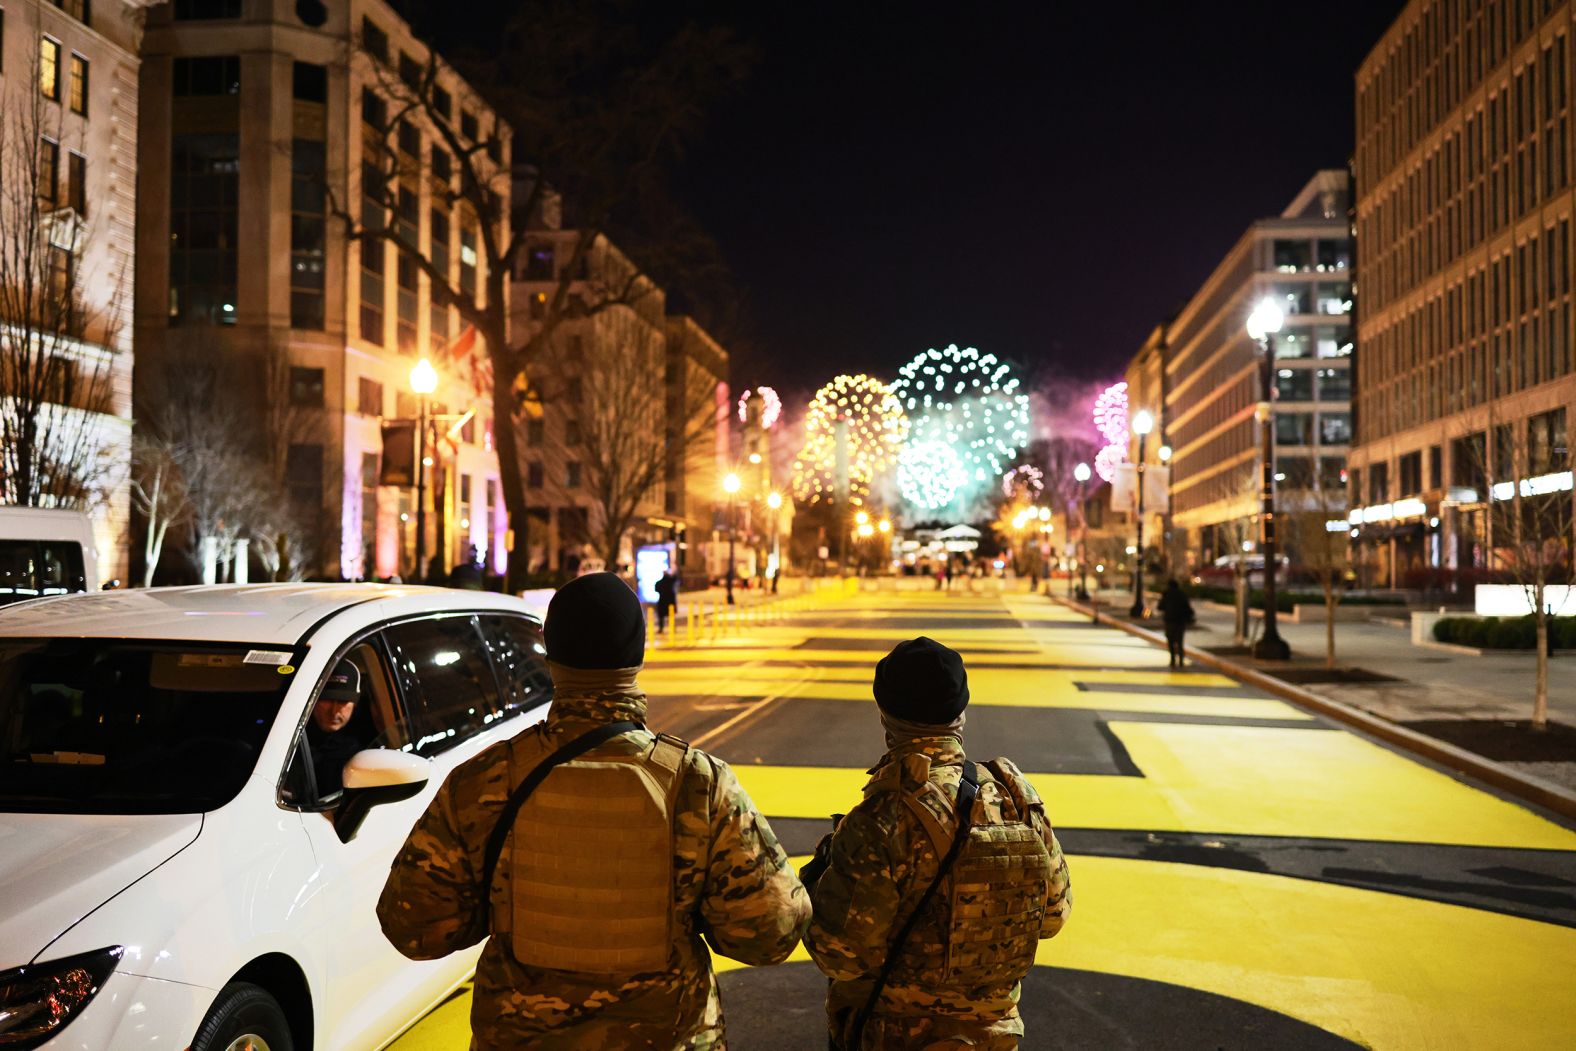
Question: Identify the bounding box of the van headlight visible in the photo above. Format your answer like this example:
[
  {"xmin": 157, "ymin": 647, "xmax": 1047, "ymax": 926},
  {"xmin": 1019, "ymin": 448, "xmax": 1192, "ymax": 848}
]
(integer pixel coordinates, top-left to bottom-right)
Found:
[{"xmin": 0, "ymin": 947, "xmax": 122, "ymax": 1049}]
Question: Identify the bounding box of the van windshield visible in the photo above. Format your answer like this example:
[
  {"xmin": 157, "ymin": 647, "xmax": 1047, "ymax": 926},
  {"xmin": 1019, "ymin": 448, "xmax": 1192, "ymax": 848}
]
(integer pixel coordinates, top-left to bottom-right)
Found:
[{"xmin": 0, "ymin": 639, "xmax": 297, "ymax": 814}]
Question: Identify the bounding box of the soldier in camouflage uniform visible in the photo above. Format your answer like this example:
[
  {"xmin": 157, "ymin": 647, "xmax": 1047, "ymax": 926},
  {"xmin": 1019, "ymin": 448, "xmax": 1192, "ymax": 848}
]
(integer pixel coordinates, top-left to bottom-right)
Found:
[
  {"xmin": 803, "ymin": 637, "xmax": 1071, "ymax": 1050},
  {"xmin": 378, "ymin": 573, "xmax": 810, "ymax": 1048}
]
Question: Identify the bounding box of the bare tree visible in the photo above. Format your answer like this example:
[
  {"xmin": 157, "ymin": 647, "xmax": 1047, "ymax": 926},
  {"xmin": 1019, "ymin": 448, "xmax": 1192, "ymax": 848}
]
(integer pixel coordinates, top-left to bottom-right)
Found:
[
  {"xmin": 541, "ymin": 311, "xmax": 722, "ymax": 565},
  {"xmin": 1454, "ymin": 410, "xmax": 1575, "ymax": 729},
  {"xmin": 332, "ymin": 3, "xmax": 747, "ymax": 589},
  {"xmin": 0, "ymin": 58, "xmax": 121, "ymax": 511},
  {"xmin": 129, "ymin": 429, "xmax": 190, "ymax": 587},
  {"xmin": 1285, "ymin": 481, "xmax": 1351, "ymax": 668}
]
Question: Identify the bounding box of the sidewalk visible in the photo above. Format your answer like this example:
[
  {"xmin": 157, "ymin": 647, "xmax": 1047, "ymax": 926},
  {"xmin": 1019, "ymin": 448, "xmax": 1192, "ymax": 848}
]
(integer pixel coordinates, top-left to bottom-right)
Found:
[{"xmin": 1082, "ymin": 585, "xmax": 1576, "ymax": 792}]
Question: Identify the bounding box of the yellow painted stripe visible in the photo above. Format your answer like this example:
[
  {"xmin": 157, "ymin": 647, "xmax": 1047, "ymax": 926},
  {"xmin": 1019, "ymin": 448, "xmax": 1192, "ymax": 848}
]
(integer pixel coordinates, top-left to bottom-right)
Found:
[
  {"xmin": 732, "ymin": 739, "xmax": 1576, "ymax": 849},
  {"xmin": 1041, "ymin": 855, "xmax": 1576, "ymax": 1050}
]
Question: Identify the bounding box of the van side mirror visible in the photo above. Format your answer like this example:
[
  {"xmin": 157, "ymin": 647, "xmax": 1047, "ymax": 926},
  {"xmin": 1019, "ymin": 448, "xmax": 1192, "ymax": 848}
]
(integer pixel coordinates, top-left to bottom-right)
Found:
[
  {"xmin": 102, "ymin": 579, "xmax": 122, "ymax": 591},
  {"xmin": 332, "ymin": 749, "xmax": 432, "ymax": 843}
]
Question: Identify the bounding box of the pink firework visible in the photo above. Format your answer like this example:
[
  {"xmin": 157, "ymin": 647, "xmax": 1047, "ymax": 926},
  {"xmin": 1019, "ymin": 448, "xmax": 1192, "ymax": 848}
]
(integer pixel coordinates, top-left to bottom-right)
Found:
[
  {"xmin": 1094, "ymin": 442, "xmax": 1126, "ymax": 483},
  {"xmin": 1092, "ymin": 381, "xmax": 1129, "ymax": 447},
  {"xmin": 737, "ymin": 386, "xmax": 783, "ymax": 429}
]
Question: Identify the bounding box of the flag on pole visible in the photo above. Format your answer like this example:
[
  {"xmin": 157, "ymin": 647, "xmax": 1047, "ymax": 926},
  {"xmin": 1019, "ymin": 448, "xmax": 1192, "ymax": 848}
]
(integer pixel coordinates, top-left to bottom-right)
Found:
[{"xmin": 445, "ymin": 325, "xmax": 492, "ymax": 397}]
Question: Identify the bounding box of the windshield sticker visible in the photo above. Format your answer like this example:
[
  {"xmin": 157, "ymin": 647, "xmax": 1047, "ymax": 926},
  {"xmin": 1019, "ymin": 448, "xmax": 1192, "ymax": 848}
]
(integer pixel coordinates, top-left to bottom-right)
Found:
[
  {"xmin": 178, "ymin": 652, "xmax": 246, "ymax": 668},
  {"xmin": 277, "ymin": 665, "xmax": 296, "ymax": 675},
  {"xmin": 244, "ymin": 649, "xmax": 294, "ymax": 666}
]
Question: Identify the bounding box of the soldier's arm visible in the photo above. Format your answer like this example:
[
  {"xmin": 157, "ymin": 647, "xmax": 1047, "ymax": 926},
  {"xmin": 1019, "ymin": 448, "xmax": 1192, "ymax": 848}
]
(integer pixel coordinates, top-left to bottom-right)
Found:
[
  {"xmin": 697, "ymin": 757, "xmax": 812, "ymax": 965},
  {"xmin": 377, "ymin": 773, "xmax": 488, "ymax": 960},
  {"xmin": 803, "ymin": 801, "xmax": 905, "ymax": 981}
]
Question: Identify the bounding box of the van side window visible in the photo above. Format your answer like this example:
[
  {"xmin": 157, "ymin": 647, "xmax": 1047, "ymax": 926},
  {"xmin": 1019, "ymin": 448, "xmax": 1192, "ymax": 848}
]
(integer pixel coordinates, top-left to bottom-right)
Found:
[
  {"xmin": 0, "ymin": 540, "xmax": 85, "ymax": 601},
  {"xmin": 382, "ymin": 615, "xmax": 502, "ymax": 757},
  {"xmin": 478, "ymin": 615, "xmax": 553, "ymax": 718}
]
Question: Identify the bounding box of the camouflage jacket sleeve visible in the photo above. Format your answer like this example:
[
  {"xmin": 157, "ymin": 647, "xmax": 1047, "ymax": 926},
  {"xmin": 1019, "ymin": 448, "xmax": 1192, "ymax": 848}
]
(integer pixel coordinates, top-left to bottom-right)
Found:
[
  {"xmin": 697, "ymin": 756, "xmax": 812, "ymax": 965},
  {"xmin": 992, "ymin": 758, "xmax": 1071, "ymax": 938},
  {"xmin": 803, "ymin": 797, "xmax": 909, "ymax": 981},
  {"xmin": 377, "ymin": 766, "xmax": 489, "ymax": 960}
]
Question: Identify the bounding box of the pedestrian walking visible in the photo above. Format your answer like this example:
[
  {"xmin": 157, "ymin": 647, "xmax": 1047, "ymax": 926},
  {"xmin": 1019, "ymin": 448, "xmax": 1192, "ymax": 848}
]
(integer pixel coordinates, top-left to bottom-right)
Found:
[
  {"xmin": 1158, "ymin": 578, "xmax": 1194, "ymax": 669},
  {"xmin": 654, "ymin": 567, "xmax": 678, "ymax": 633},
  {"xmin": 377, "ymin": 573, "xmax": 810, "ymax": 1047},
  {"xmin": 800, "ymin": 637, "xmax": 1071, "ymax": 1050}
]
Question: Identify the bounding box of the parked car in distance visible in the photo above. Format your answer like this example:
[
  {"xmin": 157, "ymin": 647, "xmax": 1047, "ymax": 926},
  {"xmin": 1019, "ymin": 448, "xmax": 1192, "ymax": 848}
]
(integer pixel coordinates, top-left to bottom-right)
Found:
[
  {"xmin": 0, "ymin": 507, "xmax": 100, "ymax": 606},
  {"xmin": 0, "ymin": 584, "xmax": 555, "ymax": 1050},
  {"xmin": 1192, "ymin": 553, "xmax": 1291, "ymax": 587}
]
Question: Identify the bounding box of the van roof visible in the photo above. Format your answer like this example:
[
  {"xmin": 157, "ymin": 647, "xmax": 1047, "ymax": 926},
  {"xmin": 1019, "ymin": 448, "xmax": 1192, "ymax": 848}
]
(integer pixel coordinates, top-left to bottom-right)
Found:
[{"xmin": 0, "ymin": 583, "xmax": 536, "ymax": 645}]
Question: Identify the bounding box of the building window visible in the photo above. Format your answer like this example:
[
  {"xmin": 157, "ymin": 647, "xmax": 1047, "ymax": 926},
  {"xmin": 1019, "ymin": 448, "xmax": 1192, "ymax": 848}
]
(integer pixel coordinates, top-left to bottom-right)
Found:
[
  {"xmin": 290, "ymin": 138, "xmax": 326, "ymax": 330},
  {"xmin": 174, "ymin": 0, "xmax": 240, "ymax": 18},
  {"xmin": 524, "ymin": 243, "xmax": 553, "ymax": 280},
  {"xmin": 1273, "ymin": 367, "xmax": 1313, "ymax": 402},
  {"xmin": 1274, "ymin": 413, "xmax": 1312, "ymax": 446},
  {"xmin": 398, "ymin": 52, "xmax": 420, "ymax": 89},
  {"xmin": 40, "ymin": 38, "xmax": 60, "ymax": 101},
  {"xmin": 565, "ymin": 419, "xmax": 581, "ymax": 445},
  {"xmin": 527, "ymin": 462, "xmax": 543, "ymax": 489},
  {"xmin": 397, "ymin": 119, "xmax": 420, "ymax": 159},
  {"xmin": 1428, "ymin": 446, "xmax": 1442, "ymax": 491},
  {"xmin": 430, "ymin": 147, "xmax": 451, "ymax": 184},
  {"xmin": 432, "ymin": 85, "xmax": 452, "ymax": 120},
  {"xmin": 172, "ymin": 55, "xmax": 240, "ymax": 96},
  {"xmin": 1318, "ymin": 412, "xmax": 1351, "ymax": 445},
  {"xmin": 1277, "ymin": 456, "xmax": 1314, "ymax": 489},
  {"xmin": 358, "ymin": 376, "xmax": 384, "ymax": 417},
  {"xmin": 526, "ymin": 419, "xmax": 544, "ymax": 447},
  {"xmin": 396, "ymin": 252, "xmax": 418, "ymax": 354},
  {"xmin": 292, "ymin": 61, "xmax": 327, "ymax": 103},
  {"xmin": 1528, "ymin": 408, "xmax": 1569, "ymax": 474},
  {"xmin": 37, "ymin": 138, "xmax": 59, "ymax": 208},
  {"xmin": 565, "ymin": 462, "xmax": 581, "ymax": 489},
  {"xmin": 1398, "ymin": 451, "xmax": 1422, "ymax": 496},
  {"xmin": 459, "ymin": 223, "xmax": 477, "ymax": 299},
  {"xmin": 361, "ymin": 17, "xmax": 388, "ymax": 63},
  {"xmin": 1315, "ymin": 240, "xmax": 1350, "ymax": 271},
  {"xmin": 1314, "ymin": 367, "xmax": 1350, "ymax": 401},
  {"xmin": 360, "ymin": 162, "xmax": 386, "ymax": 344},
  {"xmin": 1272, "ymin": 240, "xmax": 1311, "ymax": 271},
  {"xmin": 52, "ymin": 0, "xmax": 90, "ymax": 24},
  {"xmin": 1368, "ymin": 462, "xmax": 1389, "ymax": 504},
  {"xmin": 289, "ymin": 367, "xmax": 324, "ymax": 407},
  {"xmin": 567, "ymin": 376, "xmax": 582, "ymax": 404},
  {"xmin": 1315, "ymin": 282, "xmax": 1352, "ymax": 315},
  {"xmin": 460, "ymin": 109, "xmax": 478, "ymax": 141},
  {"xmin": 169, "ymin": 133, "xmax": 239, "ymax": 324},
  {"xmin": 529, "ymin": 291, "xmax": 546, "ymax": 319},
  {"xmin": 67, "ymin": 152, "xmax": 85, "ymax": 216},
  {"xmin": 67, "ymin": 54, "xmax": 87, "ymax": 116},
  {"xmin": 1313, "ymin": 325, "xmax": 1352, "ymax": 358},
  {"xmin": 361, "ymin": 87, "xmax": 386, "ymax": 129}
]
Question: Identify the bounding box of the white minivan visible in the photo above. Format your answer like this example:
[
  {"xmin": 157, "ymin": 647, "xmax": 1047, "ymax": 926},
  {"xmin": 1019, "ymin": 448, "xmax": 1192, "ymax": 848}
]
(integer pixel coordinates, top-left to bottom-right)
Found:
[
  {"xmin": 0, "ymin": 508, "xmax": 99, "ymax": 606},
  {"xmin": 0, "ymin": 583, "xmax": 555, "ymax": 1050}
]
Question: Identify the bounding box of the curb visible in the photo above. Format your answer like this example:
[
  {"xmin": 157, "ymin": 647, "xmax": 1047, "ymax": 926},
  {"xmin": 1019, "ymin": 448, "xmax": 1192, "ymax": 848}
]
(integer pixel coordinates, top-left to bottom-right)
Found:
[{"xmin": 1052, "ymin": 596, "xmax": 1576, "ymax": 823}]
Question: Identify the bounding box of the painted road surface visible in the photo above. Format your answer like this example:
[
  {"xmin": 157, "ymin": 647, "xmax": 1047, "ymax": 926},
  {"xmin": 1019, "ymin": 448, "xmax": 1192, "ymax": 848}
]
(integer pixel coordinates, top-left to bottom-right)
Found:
[{"xmin": 390, "ymin": 588, "xmax": 1576, "ymax": 1050}]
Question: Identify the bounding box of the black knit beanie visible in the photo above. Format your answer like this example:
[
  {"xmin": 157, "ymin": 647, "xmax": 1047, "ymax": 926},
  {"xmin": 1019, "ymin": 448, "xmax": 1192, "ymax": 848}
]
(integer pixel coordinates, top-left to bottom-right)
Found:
[
  {"xmin": 873, "ymin": 637, "xmax": 969, "ymax": 724},
  {"xmin": 544, "ymin": 572, "xmax": 645, "ymax": 669}
]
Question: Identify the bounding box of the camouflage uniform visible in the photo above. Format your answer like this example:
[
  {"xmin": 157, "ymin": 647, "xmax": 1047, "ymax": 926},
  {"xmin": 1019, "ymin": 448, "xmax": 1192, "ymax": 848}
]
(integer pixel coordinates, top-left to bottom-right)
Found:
[
  {"xmin": 378, "ymin": 688, "xmax": 810, "ymax": 1049},
  {"xmin": 803, "ymin": 736, "xmax": 1071, "ymax": 1050}
]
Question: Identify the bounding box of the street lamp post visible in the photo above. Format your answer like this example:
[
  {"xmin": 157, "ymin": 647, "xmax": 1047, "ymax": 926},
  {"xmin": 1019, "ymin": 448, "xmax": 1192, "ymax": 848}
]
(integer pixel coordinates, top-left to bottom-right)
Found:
[
  {"xmin": 1247, "ymin": 299, "xmax": 1291, "ymax": 660},
  {"xmin": 409, "ymin": 358, "xmax": 438, "ymax": 581},
  {"xmin": 723, "ymin": 471, "xmax": 741, "ymax": 604},
  {"xmin": 766, "ymin": 490, "xmax": 783, "ymax": 593},
  {"xmin": 1157, "ymin": 442, "xmax": 1173, "ymax": 579},
  {"xmin": 1073, "ymin": 462, "xmax": 1091, "ymax": 602},
  {"xmin": 1130, "ymin": 410, "xmax": 1154, "ymax": 617}
]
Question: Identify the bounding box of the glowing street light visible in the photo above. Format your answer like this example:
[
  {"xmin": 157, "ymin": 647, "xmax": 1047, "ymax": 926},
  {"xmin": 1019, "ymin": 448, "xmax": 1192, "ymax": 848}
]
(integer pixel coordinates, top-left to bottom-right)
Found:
[
  {"xmin": 409, "ymin": 358, "xmax": 440, "ymax": 579},
  {"xmin": 877, "ymin": 518, "xmax": 892, "ymax": 534},
  {"xmin": 766, "ymin": 491, "xmax": 782, "ymax": 509},
  {"xmin": 854, "ymin": 509, "xmax": 869, "ymax": 526},
  {"xmin": 723, "ymin": 471, "xmax": 742, "ymax": 604},
  {"xmin": 1246, "ymin": 297, "xmax": 1290, "ymax": 659}
]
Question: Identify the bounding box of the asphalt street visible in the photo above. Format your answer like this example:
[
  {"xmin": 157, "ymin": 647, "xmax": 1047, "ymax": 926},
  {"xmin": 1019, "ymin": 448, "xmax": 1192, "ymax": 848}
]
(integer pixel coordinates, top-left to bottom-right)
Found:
[{"xmin": 391, "ymin": 587, "xmax": 1576, "ymax": 1050}]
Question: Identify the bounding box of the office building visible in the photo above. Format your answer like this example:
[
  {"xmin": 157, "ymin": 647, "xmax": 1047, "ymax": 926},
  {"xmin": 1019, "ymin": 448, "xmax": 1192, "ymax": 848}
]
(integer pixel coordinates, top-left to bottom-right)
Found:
[
  {"xmin": 1349, "ymin": 0, "xmax": 1575, "ymax": 588},
  {"xmin": 134, "ymin": 0, "xmax": 508, "ymax": 580}
]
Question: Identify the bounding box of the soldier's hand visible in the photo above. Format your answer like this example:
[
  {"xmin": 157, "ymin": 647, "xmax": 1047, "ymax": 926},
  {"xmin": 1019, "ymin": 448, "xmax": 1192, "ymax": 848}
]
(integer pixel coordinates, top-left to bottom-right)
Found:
[{"xmin": 799, "ymin": 831, "xmax": 834, "ymax": 890}]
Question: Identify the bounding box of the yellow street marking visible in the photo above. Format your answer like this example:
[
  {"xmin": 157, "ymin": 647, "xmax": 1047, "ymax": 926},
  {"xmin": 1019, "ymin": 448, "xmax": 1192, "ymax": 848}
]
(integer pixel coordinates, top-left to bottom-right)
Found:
[{"xmin": 1041, "ymin": 855, "xmax": 1576, "ymax": 1050}]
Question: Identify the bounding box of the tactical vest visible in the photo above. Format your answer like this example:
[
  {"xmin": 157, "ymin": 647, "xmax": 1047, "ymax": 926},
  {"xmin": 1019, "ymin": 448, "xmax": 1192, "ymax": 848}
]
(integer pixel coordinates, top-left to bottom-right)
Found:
[
  {"xmin": 500, "ymin": 728, "xmax": 689, "ymax": 974},
  {"xmin": 869, "ymin": 754, "xmax": 1052, "ymax": 987}
]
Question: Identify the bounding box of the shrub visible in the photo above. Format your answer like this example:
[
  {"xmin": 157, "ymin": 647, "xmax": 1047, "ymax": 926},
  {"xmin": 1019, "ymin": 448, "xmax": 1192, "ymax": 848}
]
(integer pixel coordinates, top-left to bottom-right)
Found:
[{"xmin": 1434, "ymin": 615, "xmax": 1575, "ymax": 648}]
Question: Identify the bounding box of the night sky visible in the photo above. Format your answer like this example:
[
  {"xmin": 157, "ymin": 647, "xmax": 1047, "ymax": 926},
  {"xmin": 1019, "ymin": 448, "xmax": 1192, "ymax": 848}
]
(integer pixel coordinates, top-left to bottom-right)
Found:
[{"xmin": 412, "ymin": 2, "xmax": 1409, "ymax": 402}]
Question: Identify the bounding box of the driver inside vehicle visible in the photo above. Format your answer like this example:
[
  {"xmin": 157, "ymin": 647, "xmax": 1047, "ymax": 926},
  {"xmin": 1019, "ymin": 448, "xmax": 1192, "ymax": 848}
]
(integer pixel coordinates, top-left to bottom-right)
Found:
[{"xmin": 307, "ymin": 659, "xmax": 368, "ymax": 796}]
